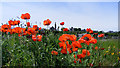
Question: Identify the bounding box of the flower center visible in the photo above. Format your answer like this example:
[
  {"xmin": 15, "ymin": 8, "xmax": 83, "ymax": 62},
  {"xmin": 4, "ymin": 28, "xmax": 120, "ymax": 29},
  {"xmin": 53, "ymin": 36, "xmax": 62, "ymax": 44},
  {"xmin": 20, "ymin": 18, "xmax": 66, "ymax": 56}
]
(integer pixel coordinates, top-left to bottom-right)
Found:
[{"xmin": 84, "ymin": 37, "xmax": 89, "ymax": 41}]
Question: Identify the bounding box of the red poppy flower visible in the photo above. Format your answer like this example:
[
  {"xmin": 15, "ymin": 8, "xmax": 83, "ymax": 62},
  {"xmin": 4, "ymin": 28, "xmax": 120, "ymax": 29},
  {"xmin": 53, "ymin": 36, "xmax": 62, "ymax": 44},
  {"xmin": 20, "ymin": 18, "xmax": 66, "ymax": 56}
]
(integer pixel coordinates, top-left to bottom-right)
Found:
[
  {"xmin": 32, "ymin": 34, "xmax": 42, "ymax": 41},
  {"xmin": 89, "ymin": 30, "xmax": 93, "ymax": 34},
  {"xmin": 51, "ymin": 51, "xmax": 58, "ymax": 55},
  {"xmin": 70, "ymin": 35, "xmax": 77, "ymax": 41},
  {"xmin": 8, "ymin": 20, "xmax": 13, "ymax": 25},
  {"xmin": 37, "ymin": 35, "xmax": 42, "ymax": 41},
  {"xmin": 17, "ymin": 20, "xmax": 20, "ymax": 24},
  {"xmin": 63, "ymin": 28, "xmax": 68, "ymax": 31},
  {"xmin": 66, "ymin": 41, "xmax": 72, "ymax": 49},
  {"xmin": 86, "ymin": 28, "xmax": 91, "ymax": 32},
  {"xmin": 98, "ymin": 34, "xmax": 104, "ymax": 37},
  {"xmin": 78, "ymin": 39, "xmax": 85, "ymax": 43},
  {"xmin": 72, "ymin": 41, "xmax": 82, "ymax": 52},
  {"xmin": 12, "ymin": 28, "xmax": 16, "ymax": 34},
  {"xmin": 14, "ymin": 20, "xmax": 20, "ymax": 25},
  {"xmin": 13, "ymin": 21, "xmax": 17, "ymax": 25},
  {"xmin": 58, "ymin": 34, "xmax": 79, "ymax": 54},
  {"xmin": 47, "ymin": 19, "xmax": 51, "ymax": 24},
  {"xmin": 22, "ymin": 31, "xmax": 27, "ymax": 36},
  {"xmin": 33, "ymin": 25, "xmax": 37, "ymax": 28},
  {"xmin": 94, "ymin": 33, "xmax": 98, "ymax": 35},
  {"xmin": 59, "ymin": 34, "xmax": 77, "ymax": 42},
  {"xmin": 13, "ymin": 27, "xmax": 25, "ymax": 37},
  {"xmin": 80, "ymin": 34, "xmax": 92, "ymax": 45},
  {"xmin": 21, "ymin": 28, "xmax": 26, "ymax": 33},
  {"xmin": 61, "ymin": 48, "xmax": 72, "ymax": 54},
  {"xmin": 21, "ymin": 13, "xmax": 30, "ymax": 19},
  {"xmin": 59, "ymin": 42, "xmax": 66, "ymax": 49},
  {"xmin": 67, "ymin": 48, "xmax": 72, "ymax": 54},
  {"xmin": 74, "ymin": 60, "xmax": 77, "ymax": 63},
  {"xmin": 79, "ymin": 34, "xmax": 97, "ymax": 45},
  {"xmin": 8, "ymin": 20, "xmax": 20, "ymax": 25},
  {"xmin": 61, "ymin": 49, "xmax": 67, "ymax": 54},
  {"xmin": 8, "ymin": 20, "xmax": 16, "ymax": 25},
  {"xmin": 32, "ymin": 35, "xmax": 37, "ymax": 41},
  {"xmin": 60, "ymin": 22, "xmax": 64, "ymax": 25},
  {"xmin": 26, "ymin": 22, "xmax": 30, "ymax": 27},
  {"xmin": 6, "ymin": 29, "xmax": 12, "ymax": 34},
  {"xmin": 1, "ymin": 24, "xmax": 11, "ymax": 32},
  {"xmin": 43, "ymin": 20, "xmax": 48, "ymax": 25},
  {"xmin": 43, "ymin": 19, "xmax": 51, "ymax": 26},
  {"xmin": 59, "ymin": 41, "xmax": 72, "ymax": 54},
  {"xmin": 81, "ymin": 34, "xmax": 92, "ymax": 40},
  {"xmin": 39, "ymin": 27, "xmax": 42, "ymax": 30},
  {"xmin": 82, "ymin": 49, "xmax": 90, "ymax": 56},
  {"xmin": 14, "ymin": 27, "xmax": 22, "ymax": 34},
  {"xmin": 72, "ymin": 48, "xmax": 78, "ymax": 52},
  {"xmin": 58, "ymin": 34, "xmax": 69, "ymax": 42},
  {"xmin": 89, "ymin": 37, "xmax": 97, "ymax": 44},
  {"xmin": 27, "ymin": 28, "xmax": 37, "ymax": 35},
  {"xmin": 33, "ymin": 25, "xmax": 38, "ymax": 30},
  {"xmin": 101, "ymin": 48, "xmax": 105, "ymax": 50},
  {"xmin": 72, "ymin": 41, "xmax": 82, "ymax": 48},
  {"xmin": 77, "ymin": 54, "xmax": 86, "ymax": 59},
  {"xmin": 95, "ymin": 46, "xmax": 98, "ymax": 50}
]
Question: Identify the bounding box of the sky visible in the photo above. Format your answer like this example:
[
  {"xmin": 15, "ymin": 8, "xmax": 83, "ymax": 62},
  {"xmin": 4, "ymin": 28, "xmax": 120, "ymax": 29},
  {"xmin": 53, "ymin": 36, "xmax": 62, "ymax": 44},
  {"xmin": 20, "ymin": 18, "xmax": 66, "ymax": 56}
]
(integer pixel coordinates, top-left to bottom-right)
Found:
[
  {"xmin": 0, "ymin": 0, "xmax": 119, "ymax": 2},
  {"xmin": 0, "ymin": 1, "xmax": 118, "ymax": 32}
]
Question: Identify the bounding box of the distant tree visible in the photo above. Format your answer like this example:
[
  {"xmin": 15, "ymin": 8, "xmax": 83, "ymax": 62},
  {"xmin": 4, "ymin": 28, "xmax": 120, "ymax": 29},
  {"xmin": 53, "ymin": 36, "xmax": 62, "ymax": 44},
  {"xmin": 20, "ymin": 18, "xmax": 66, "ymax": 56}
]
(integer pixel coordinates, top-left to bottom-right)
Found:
[
  {"xmin": 74, "ymin": 28, "xmax": 78, "ymax": 31},
  {"xmin": 119, "ymin": 31, "xmax": 120, "ymax": 33},
  {"xmin": 105, "ymin": 33, "xmax": 108, "ymax": 36},
  {"xmin": 78, "ymin": 28, "xmax": 81, "ymax": 31},
  {"xmin": 99, "ymin": 31, "xmax": 103, "ymax": 34},
  {"xmin": 83, "ymin": 29, "xmax": 86, "ymax": 32},
  {"xmin": 70, "ymin": 27, "xmax": 73, "ymax": 31}
]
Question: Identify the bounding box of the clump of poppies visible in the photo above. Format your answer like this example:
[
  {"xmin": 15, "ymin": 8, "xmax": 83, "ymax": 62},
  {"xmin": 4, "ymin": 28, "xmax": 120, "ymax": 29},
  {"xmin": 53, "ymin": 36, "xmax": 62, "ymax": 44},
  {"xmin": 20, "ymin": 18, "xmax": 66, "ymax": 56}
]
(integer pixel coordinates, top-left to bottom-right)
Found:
[{"xmin": 57, "ymin": 28, "xmax": 104, "ymax": 64}]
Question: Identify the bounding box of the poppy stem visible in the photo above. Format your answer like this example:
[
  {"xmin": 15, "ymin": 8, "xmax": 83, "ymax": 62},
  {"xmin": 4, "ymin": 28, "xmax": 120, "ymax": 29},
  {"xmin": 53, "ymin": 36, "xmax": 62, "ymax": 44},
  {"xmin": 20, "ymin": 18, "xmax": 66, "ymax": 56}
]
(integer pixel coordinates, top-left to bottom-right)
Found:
[
  {"xmin": 65, "ymin": 42, "xmax": 69, "ymax": 54},
  {"xmin": 7, "ymin": 34, "xmax": 9, "ymax": 39}
]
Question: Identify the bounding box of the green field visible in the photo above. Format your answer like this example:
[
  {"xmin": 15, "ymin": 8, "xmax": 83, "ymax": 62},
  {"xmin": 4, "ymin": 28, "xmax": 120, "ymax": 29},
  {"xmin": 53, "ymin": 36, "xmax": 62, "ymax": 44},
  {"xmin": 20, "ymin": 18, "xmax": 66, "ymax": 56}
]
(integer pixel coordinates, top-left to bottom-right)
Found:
[{"xmin": 1, "ymin": 31, "xmax": 120, "ymax": 67}]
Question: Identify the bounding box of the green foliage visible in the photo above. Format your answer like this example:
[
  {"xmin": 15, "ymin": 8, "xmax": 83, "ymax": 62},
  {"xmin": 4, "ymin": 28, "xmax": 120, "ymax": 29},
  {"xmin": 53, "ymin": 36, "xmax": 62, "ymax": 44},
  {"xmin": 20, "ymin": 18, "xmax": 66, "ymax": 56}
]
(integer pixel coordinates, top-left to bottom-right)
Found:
[{"xmin": 1, "ymin": 31, "xmax": 119, "ymax": 67}]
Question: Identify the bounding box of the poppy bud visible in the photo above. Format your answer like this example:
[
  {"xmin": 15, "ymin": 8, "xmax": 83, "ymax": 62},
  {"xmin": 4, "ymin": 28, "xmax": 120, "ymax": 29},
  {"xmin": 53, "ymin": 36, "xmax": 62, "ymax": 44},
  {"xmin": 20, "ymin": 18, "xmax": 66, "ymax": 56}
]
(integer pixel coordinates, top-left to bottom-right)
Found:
[
  {"xmin": 79, "ymin": 59, "xmax": 82, "ymax": 63},
  {"xmin": 51, "ymin": 51, "xmax": 58, "ymax": 55},
  {"xmin": 63, "ymin": 28, "xmax": 69, "ymax": 31},
  {"xmin": 95, "ymin": 46, "xmax": 98, "ymax": 50},
  {"xmin": 101, "ymin": 48, "xmax": 105, "ymax": 50},
  {"xmin": 74, "ymin": 54, "xmax": 75, "ymax": 58},
  {"xmin": 74, "ymin": 60, "xmax": 76, "ymax": 63},
  {"xmin": 90, "ymin": 63, "xmax": 93, "ymax": 67}
]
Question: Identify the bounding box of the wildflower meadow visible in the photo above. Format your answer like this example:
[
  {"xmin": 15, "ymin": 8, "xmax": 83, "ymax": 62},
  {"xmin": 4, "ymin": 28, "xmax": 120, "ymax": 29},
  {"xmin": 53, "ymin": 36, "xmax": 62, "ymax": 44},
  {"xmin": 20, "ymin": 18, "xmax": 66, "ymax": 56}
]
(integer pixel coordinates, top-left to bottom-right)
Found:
[{"xmin": 0, "ymin": 13, "xmax": 120, "ymax": 67}]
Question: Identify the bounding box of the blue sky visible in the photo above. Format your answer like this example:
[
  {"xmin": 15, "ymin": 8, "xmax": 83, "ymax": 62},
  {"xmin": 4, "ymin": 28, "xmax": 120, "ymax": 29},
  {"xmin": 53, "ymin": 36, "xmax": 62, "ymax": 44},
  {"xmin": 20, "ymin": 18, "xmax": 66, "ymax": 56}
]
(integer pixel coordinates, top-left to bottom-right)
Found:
[{"xmin": 0, "ymin": 2, "xmax": 118, "ymax": 32}]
